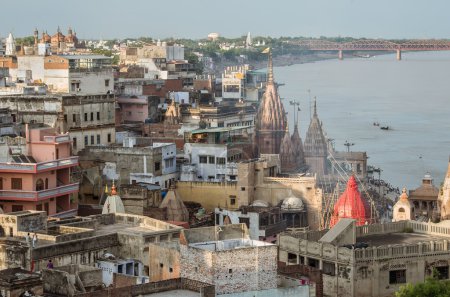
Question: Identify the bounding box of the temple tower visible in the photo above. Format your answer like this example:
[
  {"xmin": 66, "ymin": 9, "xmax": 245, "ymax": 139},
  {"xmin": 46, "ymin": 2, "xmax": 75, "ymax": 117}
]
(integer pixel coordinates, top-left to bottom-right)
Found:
[
  {"xmin": 304, "ymin": 99, "xmax": 328, "ymax": 176},
  {"xmin": 254, "ymin": 49, "xmax": 287, "ymax": 155},
  {"xmin": 5, "ymin": 33, "xmax": 16, "ymax": 56}
]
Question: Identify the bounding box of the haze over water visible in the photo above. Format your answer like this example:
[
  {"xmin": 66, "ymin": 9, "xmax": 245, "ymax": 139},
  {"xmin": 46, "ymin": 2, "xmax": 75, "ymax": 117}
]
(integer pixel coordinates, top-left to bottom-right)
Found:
[{"xmin": 276, "ymin": 51, "xmax": 450, "ymax": 190}]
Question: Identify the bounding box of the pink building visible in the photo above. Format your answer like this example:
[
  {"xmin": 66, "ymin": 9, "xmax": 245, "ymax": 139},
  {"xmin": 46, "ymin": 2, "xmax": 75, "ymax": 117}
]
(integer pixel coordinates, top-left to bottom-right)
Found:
[
  {"xmin": 0, "ymin": 125, "xmax": 78, "ymax": 217},
  {"xmin": 117, "ymin": 97, "xmax": 148, "ymax": 123}
]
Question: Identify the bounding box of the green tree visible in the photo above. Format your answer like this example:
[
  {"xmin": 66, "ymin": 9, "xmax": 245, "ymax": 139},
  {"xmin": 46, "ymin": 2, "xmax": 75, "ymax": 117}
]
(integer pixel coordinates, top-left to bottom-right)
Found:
[{"xmin": 396, "ymin": 272, "xmax": 450, "ymax": 297}]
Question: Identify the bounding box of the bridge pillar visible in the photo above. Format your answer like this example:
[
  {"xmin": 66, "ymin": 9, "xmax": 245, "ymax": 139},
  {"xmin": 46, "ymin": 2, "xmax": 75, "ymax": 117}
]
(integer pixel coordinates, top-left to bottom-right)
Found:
[
  {"xmin": 396, "ymin": 49, "xmax": 402, "ymax": 61},
  {"xmin": 338, "ymin": 50, "xmax": 343, "ymax": 60}
]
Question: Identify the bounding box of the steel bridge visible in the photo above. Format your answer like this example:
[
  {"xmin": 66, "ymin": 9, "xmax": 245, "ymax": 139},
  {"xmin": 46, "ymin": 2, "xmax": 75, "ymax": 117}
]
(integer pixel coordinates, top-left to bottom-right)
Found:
[{"xmin": 294, "ymin": 39, "xmax": 450, "ymax": 60}]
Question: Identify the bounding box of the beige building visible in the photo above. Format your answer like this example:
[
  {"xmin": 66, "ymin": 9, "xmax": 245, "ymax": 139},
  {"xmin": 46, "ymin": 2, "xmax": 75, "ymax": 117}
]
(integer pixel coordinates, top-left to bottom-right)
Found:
[
  {"xmin": 177, "ymin": 155, "xmax": 323, "ymax": 230},
  {"xmin": 392, "ymin": 188, "xmax": 414, "ymax": 222},
  {"xmin": 439, "ymin": 159, "xmax": 450, "ymax": 219},
  {"xmin": 0, "ymin": 210, "xmax": 182, "ymax": 275},
  {"xmin": 279, "ymin": 218, "xmax": 450, "ymax": 297}
]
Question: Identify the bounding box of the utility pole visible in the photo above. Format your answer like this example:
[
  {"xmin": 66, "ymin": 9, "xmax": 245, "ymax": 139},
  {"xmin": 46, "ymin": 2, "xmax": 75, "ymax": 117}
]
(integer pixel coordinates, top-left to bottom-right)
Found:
[{"xmin": 344, "ymin": 140, "xmax": 354, "ymax": 153}]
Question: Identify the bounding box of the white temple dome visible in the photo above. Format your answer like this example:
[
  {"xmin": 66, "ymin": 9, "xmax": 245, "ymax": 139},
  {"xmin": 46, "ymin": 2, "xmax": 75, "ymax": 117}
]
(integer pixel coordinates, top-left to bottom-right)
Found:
[
  {"xmin": 281, "ymin": 195, "xmax": 304, "ymax": 211},
  {"xmin": 251, "ymin": 200, "xmax": 269, "ymax": 207}
]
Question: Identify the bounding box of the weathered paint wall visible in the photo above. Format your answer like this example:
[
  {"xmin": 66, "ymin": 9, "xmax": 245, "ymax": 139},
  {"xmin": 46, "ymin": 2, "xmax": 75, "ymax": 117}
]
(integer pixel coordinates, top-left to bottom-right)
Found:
[
  {"xmin": 148, "ymin": 242, "xmax": 180, "ymax": 282},
  {"xmin": 176, "ymin": 181, "xmax": 239, "ymax": 211}
]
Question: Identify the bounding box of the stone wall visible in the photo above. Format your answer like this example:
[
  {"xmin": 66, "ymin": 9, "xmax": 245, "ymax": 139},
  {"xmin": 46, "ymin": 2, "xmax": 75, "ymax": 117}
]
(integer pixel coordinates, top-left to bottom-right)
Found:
[{"xmin": 181, "ymin": 244, "xmax": 277, "ymax": 295}]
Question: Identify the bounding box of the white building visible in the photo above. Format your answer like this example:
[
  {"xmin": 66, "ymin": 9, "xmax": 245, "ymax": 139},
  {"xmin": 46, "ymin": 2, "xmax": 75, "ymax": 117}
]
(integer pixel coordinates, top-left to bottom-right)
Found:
[
  {"xmin": 6, "ymin": 54, "xmax": 113, "ymax": 94},
  {"xmin": 97, "ymin": 256, "xmax": 148, "ymax": 287},
  {"xmin": 180, "ymin": 142, "xmax": 238, "ymax": 182}
]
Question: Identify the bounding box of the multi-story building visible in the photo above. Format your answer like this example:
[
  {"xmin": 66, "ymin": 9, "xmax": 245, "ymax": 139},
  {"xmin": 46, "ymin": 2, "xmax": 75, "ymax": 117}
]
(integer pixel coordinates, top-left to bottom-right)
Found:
[
  {"xmin": 220, "ymin": 65, "xmax": 266, "ymax": 101},
  {"xmin": 0, "ymin": 94, "xmax": 116, "ymax": 153},
  {"xmin": 1, "ymin": 54, "xmax": 113, "ymax": 94},
  {"xmin": 180, "ymin": 126, "xmax": 254, "ymax": 182},
  {"xmin": 0, "ymin": 124, "xmax": 78, "ymax": 217},
  {"xmin": 279, "ymin": 218, "xmax": 450, "ymax": 297},
  {"xmin": 177, "ymin": 155, "xmax": 324, "ymax": 230}
]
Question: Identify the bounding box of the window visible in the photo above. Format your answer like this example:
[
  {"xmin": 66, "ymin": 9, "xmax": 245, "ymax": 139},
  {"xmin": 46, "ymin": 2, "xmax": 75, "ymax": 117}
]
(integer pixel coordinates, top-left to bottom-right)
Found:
[
  {"xmin": 209, "ymin": 156, "xmax": 215, "ymax": 164},
  {"xmin": 36, "ymin": 179, "xmax": 44, "ymax": 191},
  {"xmin": 97, "ymin": 135, "xmax": 101, "ymax": 144},
  {"xmin": 228, "ymin": 269, "xmax": 233, "ymax": 274},
  {"xmin": 323, "ymin": 262, "xmax": 336, "ymax": 276},
  {"xmin": 56, "ymin": 148, "xmax": 59, "ymax": 159},
  {"xmin": 12, "ymin": 205, "xmax": 23, "ymax": 212},
  {"xmin": 11, "ymin": 178, "xmax": 22, "ymax": 190},
  {"xmin": 308, "ymin": 258, "xmax": 319, "ymax": 268},
  {"xmin": 217, "ymin": 157, "xmax": 226, "ymax": 165},
  {"xmin": 97, "ymin": 112, "xmax": 100, "ymax": 120},
  {"xmin": 0, "ymin": 178, "xmax": 2, "ymax": 190},
  {"xmin": 199, "ymin": 156, "xmax": 207, "ymax": 164},
  {"xmin": 91, "ymin": 135, "xmax": 94, "ymax": 145},
  {"xmin": 105, "ymin": 79, "xmax": 110, "ymax": 87},
  {"xmin": 287, "ymin": 253, "xmax": 297, "ymax": 264},
  {"xmin": 73, "ymin": 137, "xmax": 77, "ymax": 148},
  {"xmin": 84, "ymin": 113, "xmax": 88, "ymax": 121},
  {"xmin": 239, "ymin": 217, "xmax": 250, "ymax": 228},
  {"xmin": 90, "ymin": 112, "xmax": 94, "ymax": 121},
  {"xmin": 230, "ymin": 196, "xmax": 236, "ymax": 205},
  {"xmin": 72, "ymin": 114, "xmax": 76, "ymax": 123},
  {"xmin": 436, "ymin": 266, "xmax": 449, "ymax": 280},
  {"xmin": 64, "ymin": 114, "xmax": 67, "ymax": 123},
  {"xmin": 107, "ymin": 133, "xmax": 111, "ymax": 143},
  {"xmin": 169, "ymin": 267, "xmax": 173, "ymax": 273},
  {"xmin": 241, "ymin": 187, "xmax": 246, "ymax": 191},
  {"xmin": 155, "ymin": 162, "xmax": 161, "ymax": 171},
  {"xmin": 389, "ymin": 270, "xmax": 406, "ymax": 284},
  {"xmin": 84, "ymin": 136, "xmax": 88, "ymax": 146},
  {"xmin": 36, "ymin": 204, "xmax": 42, "ymax": 211},
  {"xmin": 45, "ymin": 178, "xmax": 49, "ymax": 189}
]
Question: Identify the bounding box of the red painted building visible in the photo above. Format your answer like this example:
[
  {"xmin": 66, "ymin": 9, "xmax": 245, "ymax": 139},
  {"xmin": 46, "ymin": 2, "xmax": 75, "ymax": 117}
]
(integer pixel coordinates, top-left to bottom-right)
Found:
[
  {"xmin": 0, "ymin": 125, "xmax": 78, "ymax": 217},
  {"xmin": 330, "ymin": 176, "xmax": 371, "ymax": 227}
]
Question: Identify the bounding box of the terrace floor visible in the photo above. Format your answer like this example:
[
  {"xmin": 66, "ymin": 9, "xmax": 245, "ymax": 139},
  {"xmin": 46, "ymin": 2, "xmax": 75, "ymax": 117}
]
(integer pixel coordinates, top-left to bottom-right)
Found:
[{"xmin": 357, "ymin": 232, "xmax": 449, "ymax": 246}]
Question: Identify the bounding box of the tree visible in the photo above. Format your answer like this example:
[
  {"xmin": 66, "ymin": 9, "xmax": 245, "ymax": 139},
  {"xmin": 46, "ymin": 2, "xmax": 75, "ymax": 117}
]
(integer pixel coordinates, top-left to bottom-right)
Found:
[{"xmin": 396, "ymin": 271, "xmax": 450, "ymax": 297}]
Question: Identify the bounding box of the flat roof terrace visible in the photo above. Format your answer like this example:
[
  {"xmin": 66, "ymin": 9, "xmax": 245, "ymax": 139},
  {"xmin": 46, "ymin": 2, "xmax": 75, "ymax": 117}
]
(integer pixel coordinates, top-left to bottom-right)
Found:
[{"xmin": 357, "ymin": 232, "xmax": 449, "ymax": 247}]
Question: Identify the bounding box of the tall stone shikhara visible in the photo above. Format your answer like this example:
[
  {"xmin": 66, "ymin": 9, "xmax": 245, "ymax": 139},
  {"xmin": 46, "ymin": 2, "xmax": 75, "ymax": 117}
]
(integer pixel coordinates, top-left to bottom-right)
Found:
[
  {"xmin": 254, "ymin": 49, "xmax": 287, "ymax": 155},
  {"xmin": 304, "ymin": 99, "xmax": 328, "ymax": 176}
]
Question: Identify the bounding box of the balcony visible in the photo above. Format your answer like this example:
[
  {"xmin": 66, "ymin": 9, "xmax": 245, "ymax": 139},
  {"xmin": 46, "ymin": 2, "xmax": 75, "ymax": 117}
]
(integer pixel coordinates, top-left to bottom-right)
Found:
[
  {"xmin": 0, "ymin": 156, "xmax": 78, "ymax": 173},
  {"xmin": 0, "ymin": 183, "xmax": 79, "ymax": 201}
]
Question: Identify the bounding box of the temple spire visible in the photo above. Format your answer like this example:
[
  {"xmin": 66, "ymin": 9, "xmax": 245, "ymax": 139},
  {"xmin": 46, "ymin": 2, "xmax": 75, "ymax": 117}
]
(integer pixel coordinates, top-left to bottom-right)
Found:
[
  {"xmin": 268, "ymin": 49, "xmax": 273, "ymax": 84},
  {"xmin": 313, "ymin": 97, "xmax": 317, "ymax": 116}
]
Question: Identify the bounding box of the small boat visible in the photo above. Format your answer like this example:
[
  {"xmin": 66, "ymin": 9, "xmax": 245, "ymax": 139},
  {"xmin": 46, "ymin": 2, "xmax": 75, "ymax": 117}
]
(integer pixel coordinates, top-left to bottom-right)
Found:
[
  {"xmin": 373, "ymin": 122, "xmax": 380, "ymax": 126},
  {"xmin": 380, "ymin": 126, "xmax": 390, "ymax": 130}
]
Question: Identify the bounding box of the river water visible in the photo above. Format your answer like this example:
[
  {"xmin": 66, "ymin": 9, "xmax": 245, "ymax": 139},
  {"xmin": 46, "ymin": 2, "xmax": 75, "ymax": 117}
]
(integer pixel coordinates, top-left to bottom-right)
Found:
[{"xmin": 275, "ymin": 51, "xmax": 450, "ymax": 190}]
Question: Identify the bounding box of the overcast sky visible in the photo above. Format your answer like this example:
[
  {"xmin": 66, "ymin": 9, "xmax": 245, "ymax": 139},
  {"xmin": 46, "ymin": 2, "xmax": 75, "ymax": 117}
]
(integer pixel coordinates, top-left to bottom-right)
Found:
[{"xmin": 1, "ymin": 0, "xmax": 448, "ymax": 40}]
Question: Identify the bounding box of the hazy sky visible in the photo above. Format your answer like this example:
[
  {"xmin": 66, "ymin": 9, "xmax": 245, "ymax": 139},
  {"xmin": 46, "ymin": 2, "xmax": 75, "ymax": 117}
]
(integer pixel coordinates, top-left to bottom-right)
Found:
[{"xmin": 1, "ymin": 0, "xmax": 449, "ymax": 40}]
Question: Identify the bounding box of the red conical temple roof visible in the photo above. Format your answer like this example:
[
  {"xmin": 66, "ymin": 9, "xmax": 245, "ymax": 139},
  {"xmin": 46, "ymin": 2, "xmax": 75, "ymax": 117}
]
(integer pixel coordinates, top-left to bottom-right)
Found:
[{"xmin": 330, "ymin": 176, "xmax": 370, "ymax": 227}]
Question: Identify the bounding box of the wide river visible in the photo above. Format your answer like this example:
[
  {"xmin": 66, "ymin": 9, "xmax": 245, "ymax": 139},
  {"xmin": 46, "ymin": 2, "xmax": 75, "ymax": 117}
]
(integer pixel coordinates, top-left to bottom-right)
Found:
[{"xmin": 275, "ymin": 51, "xmax": 450, "ymax": 190}]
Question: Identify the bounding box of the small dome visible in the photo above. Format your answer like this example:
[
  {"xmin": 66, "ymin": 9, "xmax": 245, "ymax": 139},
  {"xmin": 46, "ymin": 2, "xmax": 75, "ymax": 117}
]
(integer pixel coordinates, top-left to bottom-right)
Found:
[
  {"xmin": 281, "ymin": 195, "xmax": 304, "ymax": 211},
  {"xmin": 251, "ymin": 200, "xmax": 269, "ymax": 207}
]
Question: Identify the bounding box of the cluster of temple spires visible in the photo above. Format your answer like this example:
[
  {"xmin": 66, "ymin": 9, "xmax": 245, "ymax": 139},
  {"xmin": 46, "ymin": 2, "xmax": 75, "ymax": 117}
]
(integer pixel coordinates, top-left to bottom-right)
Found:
[{"xmin": 254, "ymin": 49, "xmax": 328, "ymax": 175}]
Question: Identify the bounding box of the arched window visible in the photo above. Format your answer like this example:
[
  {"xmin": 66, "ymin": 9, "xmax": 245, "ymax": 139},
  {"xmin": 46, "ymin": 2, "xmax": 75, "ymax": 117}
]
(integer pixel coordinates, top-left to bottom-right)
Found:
[
  {"xmin": 36, "ymin": 179, "xmax": 44, "ymax": 191},
  {"xmin": 398, "ymin": 207, "xmax": 405, "ymax": 213},
  {"xmin": 45, "ymin": 178, "xmax": 49, "ymax": 189}
]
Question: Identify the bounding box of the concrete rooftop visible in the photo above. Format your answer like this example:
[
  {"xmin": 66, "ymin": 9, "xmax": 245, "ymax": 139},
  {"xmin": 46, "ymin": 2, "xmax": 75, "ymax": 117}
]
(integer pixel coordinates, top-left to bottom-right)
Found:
[{"xmin": 357, "ymin": 232, "xmax": 449, "ymax": 246}]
